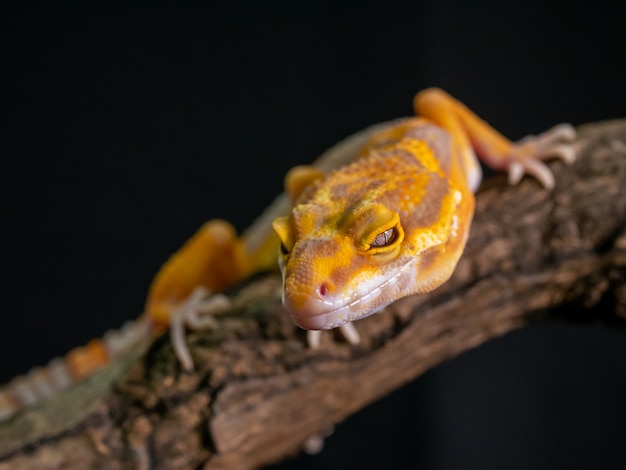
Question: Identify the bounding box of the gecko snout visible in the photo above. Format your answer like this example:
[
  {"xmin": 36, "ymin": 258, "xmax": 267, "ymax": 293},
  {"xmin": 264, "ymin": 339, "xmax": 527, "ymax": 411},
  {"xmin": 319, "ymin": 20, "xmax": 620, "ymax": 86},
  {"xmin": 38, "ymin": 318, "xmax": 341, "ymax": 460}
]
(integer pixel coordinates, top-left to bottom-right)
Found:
[{"xmin": 282, "ymin": 280, "xmax": 337, "ymax": 329}]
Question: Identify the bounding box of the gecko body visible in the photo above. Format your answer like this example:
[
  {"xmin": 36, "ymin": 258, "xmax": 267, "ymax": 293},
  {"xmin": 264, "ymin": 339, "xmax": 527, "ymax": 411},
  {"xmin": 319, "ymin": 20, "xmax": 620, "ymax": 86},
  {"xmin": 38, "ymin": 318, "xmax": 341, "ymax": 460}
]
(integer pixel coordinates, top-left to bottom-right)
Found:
[{"xmin": 0, "ymin": 88, "xmax": 576, "ymax": 421}]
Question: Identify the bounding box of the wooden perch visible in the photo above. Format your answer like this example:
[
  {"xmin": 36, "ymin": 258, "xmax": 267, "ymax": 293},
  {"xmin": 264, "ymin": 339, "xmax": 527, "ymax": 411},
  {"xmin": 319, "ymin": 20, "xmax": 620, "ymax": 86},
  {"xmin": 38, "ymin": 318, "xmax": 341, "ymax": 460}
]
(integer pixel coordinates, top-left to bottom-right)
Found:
[{"xmin": 1, "ymin": 120, "xmax": 625, "ymax": 470}]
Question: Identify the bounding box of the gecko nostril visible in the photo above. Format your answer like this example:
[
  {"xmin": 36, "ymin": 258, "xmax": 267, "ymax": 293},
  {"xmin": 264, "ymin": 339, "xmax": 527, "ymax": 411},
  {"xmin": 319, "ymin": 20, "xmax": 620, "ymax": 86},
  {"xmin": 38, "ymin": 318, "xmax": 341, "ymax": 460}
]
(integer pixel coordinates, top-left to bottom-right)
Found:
[{"xmin": 318, "ymin": 283, "xmax": 329, "ymax": 297}]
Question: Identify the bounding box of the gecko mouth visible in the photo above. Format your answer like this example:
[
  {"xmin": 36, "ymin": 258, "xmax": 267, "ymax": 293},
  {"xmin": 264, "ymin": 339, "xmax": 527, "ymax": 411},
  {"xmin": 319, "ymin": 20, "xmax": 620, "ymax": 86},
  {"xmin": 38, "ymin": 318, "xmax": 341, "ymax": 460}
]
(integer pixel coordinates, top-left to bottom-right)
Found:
[{"xmin": 283, "ymin": 257, "xmax": 416, "ymax": 330}]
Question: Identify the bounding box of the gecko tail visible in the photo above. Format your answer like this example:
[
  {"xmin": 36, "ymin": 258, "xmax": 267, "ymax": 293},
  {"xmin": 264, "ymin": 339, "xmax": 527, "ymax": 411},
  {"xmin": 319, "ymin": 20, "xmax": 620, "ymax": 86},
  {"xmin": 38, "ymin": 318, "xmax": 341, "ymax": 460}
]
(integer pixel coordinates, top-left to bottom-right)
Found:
[{"xmin": 0, "ymin": 317, "xmax": 153, "ymax": 422}]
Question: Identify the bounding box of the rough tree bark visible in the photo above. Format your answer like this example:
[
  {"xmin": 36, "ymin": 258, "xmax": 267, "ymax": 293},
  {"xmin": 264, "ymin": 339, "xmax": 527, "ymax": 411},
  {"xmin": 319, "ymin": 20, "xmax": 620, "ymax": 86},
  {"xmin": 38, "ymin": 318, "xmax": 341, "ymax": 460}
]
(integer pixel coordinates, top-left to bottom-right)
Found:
[{"xmin": 0, "ymin": 120, "xmax": 625, "ymax": 470}]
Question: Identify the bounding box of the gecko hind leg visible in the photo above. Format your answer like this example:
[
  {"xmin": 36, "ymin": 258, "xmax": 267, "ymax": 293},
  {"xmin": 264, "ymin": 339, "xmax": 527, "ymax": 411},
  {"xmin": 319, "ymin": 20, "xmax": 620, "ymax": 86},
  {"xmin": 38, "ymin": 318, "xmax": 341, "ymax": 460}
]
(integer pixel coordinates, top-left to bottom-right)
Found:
[{"xmin": 169, "ymin": 287, "xmax": 232, "ymax": 371}]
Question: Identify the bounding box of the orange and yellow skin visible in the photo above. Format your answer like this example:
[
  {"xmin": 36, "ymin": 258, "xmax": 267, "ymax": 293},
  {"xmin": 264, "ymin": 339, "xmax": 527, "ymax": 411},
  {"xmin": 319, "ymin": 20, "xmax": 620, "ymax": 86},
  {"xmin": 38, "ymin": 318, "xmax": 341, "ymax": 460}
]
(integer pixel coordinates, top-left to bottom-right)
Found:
[
  {"xmin": 146, "ymin": 88, "xmax": 575, "ymax": 333},
  {"xmin": 0, "ymin": 89, "xmax": 576, "ymax": 421},
  {"xmin": 272, "ymin": 122, "xmax": 471, "ymax": 330}
]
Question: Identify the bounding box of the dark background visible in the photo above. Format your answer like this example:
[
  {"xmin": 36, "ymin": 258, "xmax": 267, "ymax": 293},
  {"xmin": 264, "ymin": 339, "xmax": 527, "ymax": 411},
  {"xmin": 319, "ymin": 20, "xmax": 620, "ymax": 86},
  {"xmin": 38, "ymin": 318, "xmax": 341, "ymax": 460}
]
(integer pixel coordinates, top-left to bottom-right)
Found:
[{"xmin": 2, "ymin": 3, "xmax": 626, "ymax": 469}]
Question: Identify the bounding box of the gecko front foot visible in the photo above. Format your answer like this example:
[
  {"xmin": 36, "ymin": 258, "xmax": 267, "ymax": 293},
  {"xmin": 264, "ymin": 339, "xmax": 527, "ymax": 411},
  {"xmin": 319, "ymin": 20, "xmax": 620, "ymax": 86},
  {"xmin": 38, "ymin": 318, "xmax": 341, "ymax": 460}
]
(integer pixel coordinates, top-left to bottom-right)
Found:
[
  {"xmin": 505, "ymin": 123, "xmax": 577, "ymax": 189},
  {"xmin": 170, "ymin": 287, "xmax": 231, "ymax": 371},
  {"xmin": 306, "ymin": 322, "xmax": 360, "ymax": 349}
]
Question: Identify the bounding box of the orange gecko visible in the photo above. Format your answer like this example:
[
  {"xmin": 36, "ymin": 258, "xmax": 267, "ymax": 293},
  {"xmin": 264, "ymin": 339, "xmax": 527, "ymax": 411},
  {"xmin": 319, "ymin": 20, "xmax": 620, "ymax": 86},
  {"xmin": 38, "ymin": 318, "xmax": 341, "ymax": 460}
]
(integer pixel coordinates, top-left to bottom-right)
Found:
[{"xmin": 0, "ymin": 88, "xmax": 576, "ymax": 421}]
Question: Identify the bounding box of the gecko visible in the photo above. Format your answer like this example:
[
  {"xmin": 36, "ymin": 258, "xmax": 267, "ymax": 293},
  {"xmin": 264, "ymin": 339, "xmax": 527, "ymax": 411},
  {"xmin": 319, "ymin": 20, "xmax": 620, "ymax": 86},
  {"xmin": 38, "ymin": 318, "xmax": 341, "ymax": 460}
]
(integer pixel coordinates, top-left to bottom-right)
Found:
[{"xmin": 0, "ymin": 88, "xmax": 576, "ymax": 421}]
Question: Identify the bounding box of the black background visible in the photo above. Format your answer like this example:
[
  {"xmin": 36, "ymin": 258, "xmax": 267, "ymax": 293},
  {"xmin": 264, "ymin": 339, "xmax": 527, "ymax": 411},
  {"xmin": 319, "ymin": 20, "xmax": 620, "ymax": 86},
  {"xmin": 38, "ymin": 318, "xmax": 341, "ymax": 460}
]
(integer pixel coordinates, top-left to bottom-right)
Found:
[{"xmin": 2, "ymin": 3, "xmax": 626, "ymax": 469}]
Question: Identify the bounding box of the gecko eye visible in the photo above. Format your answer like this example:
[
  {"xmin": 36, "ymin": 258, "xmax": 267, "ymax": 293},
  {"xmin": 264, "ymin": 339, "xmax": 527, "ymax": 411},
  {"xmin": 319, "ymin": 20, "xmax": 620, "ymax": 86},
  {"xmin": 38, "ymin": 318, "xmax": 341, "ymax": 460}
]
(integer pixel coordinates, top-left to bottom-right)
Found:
[
  {"xmin": 351, "ymin": 203, "xmax": 404, "ymax": 253},
  {"xmin": 371, "ymin": 227, "xmax": 398, "ymax": 248}
]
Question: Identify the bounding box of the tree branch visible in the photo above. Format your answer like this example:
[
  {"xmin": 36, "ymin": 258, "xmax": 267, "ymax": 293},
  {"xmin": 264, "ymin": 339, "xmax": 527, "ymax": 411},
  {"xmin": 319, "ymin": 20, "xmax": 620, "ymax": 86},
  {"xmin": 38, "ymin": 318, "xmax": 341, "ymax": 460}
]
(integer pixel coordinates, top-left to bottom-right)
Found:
[{"xmin": 1, "ymin": 120, "xmax": 625, "ymax": 470}]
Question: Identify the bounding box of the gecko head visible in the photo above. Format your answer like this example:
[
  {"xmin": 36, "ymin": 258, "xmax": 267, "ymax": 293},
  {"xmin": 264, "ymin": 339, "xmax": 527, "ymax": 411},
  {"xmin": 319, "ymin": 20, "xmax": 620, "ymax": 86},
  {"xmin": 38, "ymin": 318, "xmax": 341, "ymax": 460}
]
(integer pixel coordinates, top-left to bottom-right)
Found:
[
  {"xmin": 273, "ymin": 201, "xmax": 427, "ymax": 330},
  {"xmin": 273, "ymin": 191, "xmax": 465, "ymax": 330},
  {"xmin": 271, "ymin": 149, "xmax": 468, "ymax": 331}
]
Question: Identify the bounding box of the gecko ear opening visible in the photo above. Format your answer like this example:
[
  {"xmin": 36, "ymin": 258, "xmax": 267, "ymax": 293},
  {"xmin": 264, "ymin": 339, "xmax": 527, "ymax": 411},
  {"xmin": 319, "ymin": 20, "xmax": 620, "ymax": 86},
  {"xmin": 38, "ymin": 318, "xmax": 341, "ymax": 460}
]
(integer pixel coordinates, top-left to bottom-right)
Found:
[{"xmin": 284, "ymin": 165, "xmax": 325, "ymax": 203}]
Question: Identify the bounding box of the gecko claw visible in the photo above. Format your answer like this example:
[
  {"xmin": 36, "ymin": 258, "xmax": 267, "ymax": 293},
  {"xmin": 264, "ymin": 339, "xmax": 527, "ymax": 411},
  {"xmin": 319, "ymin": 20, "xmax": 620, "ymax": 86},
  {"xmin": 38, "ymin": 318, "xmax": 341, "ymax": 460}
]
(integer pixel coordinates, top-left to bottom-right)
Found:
[
  {"xmin": 339, "ymin": 322, "xmax": 360, "ymax": 344},
  {"xmin": 529, "ymin": 123, "xmax": 577, "ymax": 147},
  {"xmin": 307, "ymin": 330, "xmax": 322, "ymax": 349},
  {"xmin": 302, "ymin": 425, "xmax": 335, "ymax": 454},
  {"xmin": 305, "ymin": 322, "xmax": 360, "ymax": 349},
  {"xmin": 546, "ymin": 143, "xmax": 577, "ymax": 164},
  {"xmin": 512, "ymin": 158, "xmax": 555, "ymax": 189},
  {"xmin": 169, "ymin": 287, "xmax": 231, "ymax": 371},
  {"xmin": 507, "ymin": 162, "xmax": 525, "ymax": 185}
]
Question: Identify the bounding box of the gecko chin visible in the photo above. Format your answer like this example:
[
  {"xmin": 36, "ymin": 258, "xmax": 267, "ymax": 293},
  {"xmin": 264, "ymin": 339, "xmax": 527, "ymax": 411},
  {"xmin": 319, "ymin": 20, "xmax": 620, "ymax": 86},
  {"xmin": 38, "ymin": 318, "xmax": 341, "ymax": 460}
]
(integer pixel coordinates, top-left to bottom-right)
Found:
[
  {"xmin": 283, "ymin": 258, "xmax": 417, "ymax": 331},
  {"xmin": 285, "ymin": 294, "xmax": 390, "ymax": 330}
]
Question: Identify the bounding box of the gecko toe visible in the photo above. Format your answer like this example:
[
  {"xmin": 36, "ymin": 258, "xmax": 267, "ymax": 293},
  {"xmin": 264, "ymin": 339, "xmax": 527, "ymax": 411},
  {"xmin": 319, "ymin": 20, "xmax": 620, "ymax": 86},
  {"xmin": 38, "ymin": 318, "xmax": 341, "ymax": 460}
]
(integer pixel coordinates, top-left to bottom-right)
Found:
[{"xmin": 508, "ymin": 162, "xmax": 524, "ymax": 185}]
